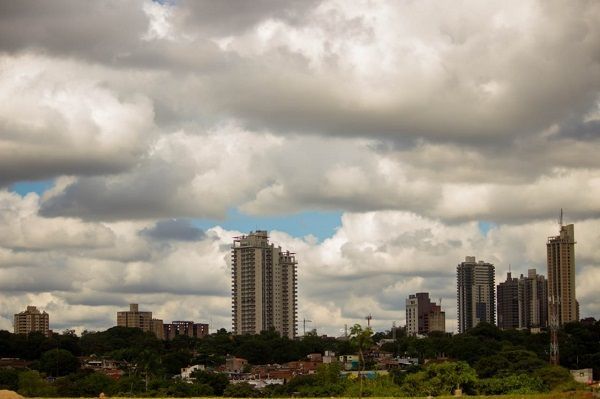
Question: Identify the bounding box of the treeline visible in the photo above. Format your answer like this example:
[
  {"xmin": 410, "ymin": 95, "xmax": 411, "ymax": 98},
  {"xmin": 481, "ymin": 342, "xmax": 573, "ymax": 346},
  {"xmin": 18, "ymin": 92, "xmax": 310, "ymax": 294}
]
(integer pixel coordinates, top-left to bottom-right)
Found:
[{"xmin": 0, "ymin": 320, "xmax": 598, "ymax": 397}]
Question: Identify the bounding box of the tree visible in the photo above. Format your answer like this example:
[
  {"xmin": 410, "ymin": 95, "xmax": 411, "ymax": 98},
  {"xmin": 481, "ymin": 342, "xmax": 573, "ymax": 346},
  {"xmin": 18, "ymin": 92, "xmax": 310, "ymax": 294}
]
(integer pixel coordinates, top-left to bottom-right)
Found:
[
  {"xmin": 402, "ymin": 361, "xmax": 478, "ymax": 396},
  {"xmin": 349, "ymin": 323, "xmax": 373, "ymax": 399},
  {"xmin": 136, "ymin": 349, "xmax": 161, "ymax": 392},
  {"xmin": 0, "ymin": 368, "xmax": 19, "ymax": 390},
  {"xmin": 37, "ymin": 348, "xmax": 80, "ymax": 376},
  {"xmin": 190, "ymin": 370, "xmax": 230, "ymax": 395},
  {"xmin": 18, "ymin": 370, "xmax": 56, "ymax": 397},
  {"xmin": 223, "ymin": 382, "xmax": 262, "ymax": 397}
]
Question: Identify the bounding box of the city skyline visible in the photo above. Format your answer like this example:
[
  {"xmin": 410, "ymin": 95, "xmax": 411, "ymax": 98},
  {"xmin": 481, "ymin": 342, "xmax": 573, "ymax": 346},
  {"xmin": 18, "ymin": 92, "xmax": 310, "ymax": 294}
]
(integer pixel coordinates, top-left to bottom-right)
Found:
[{"xmin": 0, "ymin": 1, "xmax": 599, "ymax": 336}]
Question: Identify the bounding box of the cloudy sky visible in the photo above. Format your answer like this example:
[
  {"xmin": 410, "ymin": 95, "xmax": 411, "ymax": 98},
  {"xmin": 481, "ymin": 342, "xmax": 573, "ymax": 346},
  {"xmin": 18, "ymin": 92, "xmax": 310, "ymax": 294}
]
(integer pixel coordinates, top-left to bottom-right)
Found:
[{"xmin": 1, "ymin": 0, "xmax": 599, "ymax": 335}]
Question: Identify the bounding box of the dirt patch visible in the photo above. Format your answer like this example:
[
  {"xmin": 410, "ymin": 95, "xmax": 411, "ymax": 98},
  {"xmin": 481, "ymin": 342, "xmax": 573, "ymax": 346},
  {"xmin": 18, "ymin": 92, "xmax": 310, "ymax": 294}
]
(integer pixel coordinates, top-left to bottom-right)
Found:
[{"xmin": 0, "ymin": 391, "xmax": 23, "ymax": 399}]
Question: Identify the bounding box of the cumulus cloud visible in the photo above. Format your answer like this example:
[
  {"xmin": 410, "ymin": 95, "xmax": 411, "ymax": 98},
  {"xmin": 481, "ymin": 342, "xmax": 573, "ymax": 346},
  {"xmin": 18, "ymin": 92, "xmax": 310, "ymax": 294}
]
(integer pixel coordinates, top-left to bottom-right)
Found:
[
  {"xmin": 140, "ymin": 219, "xmax": 206, "ymax": 242},
  {"xmin": 0, "ymin": 0, "xmax": 599, "ymax": 333}
]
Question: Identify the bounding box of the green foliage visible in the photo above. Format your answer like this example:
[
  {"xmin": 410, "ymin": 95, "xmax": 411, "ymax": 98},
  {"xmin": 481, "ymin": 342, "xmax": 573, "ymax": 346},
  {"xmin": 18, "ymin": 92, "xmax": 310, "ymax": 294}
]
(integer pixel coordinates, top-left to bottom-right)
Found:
[
  {"xmin": 18, "ymin": 370, "xmax": 57, "ymax": 397},
  {"xmin": 477, "ymin": 373, "xmax": 545, "ymax": 394},
  {"xmin": 475, "ymin": 349, "xmax": 546, "ymax": 377},
  {"xmin": 0, "ymin": 368, "xmax": 19, "ymax": 390},
  {"xmin": 223, "ymin": 381, "xmax": 262, "ymax": 397},
  {"xmin": 55, "ymin": 371, "xmax": 117, "ymax": 396},
  {"xmin": 344, "ymin": 375, "xmax": 404, "ymax": 397},
  {"xmin": 534, "ymin": 365, "xmax": 578, "ymax": 391},
  {"xmin": 160, "ymin": 381, "xmax": 214, "ymax": 397},
  {"xmin": 401, "ymin": 361, "xmax": 478, "ymax": 396},
  {"xmin": 162, "ymin": 350, "xmax": 192, "ymax": 376},
  {"xmin": 190, "ymin": 369, "xmax": 230, "ymax": 395},
  {"xmin": 36, "ymin": 348, "xmax": 80, "ymax": 376}
]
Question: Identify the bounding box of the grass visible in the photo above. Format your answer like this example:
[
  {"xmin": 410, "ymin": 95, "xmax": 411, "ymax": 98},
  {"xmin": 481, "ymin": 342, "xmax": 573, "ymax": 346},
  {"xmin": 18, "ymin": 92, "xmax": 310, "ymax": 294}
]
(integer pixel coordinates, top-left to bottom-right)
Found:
[{"xmin": 41, "ymin": 393, "xmax": 598, "ymax": 399}]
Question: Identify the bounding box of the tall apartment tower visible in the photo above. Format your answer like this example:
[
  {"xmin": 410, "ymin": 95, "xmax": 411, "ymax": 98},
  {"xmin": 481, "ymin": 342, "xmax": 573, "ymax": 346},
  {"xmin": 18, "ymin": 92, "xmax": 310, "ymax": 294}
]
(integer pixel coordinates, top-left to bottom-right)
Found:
[
  {"xmin": 547, "ymin": 222, "xmax": 578, "ymax": 325},
  {"xmin": 14, "ymin": 306, "xmax": 50, "ymax": 337},
  {"xmin": 116, "ymin": 303, "xmax": 152, "ymax": 331},
  {"xmin": 497, "ymin": 272, "xmax": 521, "ymax": 330},
  {"xmin": 457, "ymin": 256, "xmax": 495, "ymax": 333},
  {"xmin": 406, "ymin": 292, "xmax": 445, "ymax": 336},
  {"xmin": 522, "ymin": 269, "xmax": 548, "ymax": 330},
  {"xmin": 231, "ymin": 231, "xmax": 298, "ymax": 339},
  {"xmin": 497, "ymin": 269, "xmax": 549, "ymax": 331}
]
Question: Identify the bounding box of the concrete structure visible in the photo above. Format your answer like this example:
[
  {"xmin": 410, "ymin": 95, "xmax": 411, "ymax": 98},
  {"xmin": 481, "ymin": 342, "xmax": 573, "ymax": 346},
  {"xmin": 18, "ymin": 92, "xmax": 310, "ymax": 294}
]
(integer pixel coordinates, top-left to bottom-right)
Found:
[
  {"xmin": 406, "ymin": 292, "xmax": 445, "ymax": 336},
  {"xmin": 457, "ymin": 256, "xmax": 495, "ymax": 333},
  {"xmin": 150, "ymin": 319, "xmax": 164, "ymax": 340},
  {"xmin": 547, "ymin": 223, "xmax": 578, "ymax": 325},
  {"xmin": 116, "ymin": 304, "xmax": 152, "ymax": 332},
  {"xmin": 570, "ymin": 368, "xmax": 593, "ymax": 385},
  {"xmin": 180, "ymin": 364, "xmax": 205, "ymax": 381},
  {"xmin": 225, "ymin": 356, "xmax": 248, "ymax": 373},
  {"xmin": 231, "ymin": 231, "xmax": 298, "ymax": 338},
  {"xmin": 14, "ymin": 306, "xmax": 50, "ymax": 337},
  {"xmin": 163, "ymin": 321, "xmax": 209, "ymax": 340}
]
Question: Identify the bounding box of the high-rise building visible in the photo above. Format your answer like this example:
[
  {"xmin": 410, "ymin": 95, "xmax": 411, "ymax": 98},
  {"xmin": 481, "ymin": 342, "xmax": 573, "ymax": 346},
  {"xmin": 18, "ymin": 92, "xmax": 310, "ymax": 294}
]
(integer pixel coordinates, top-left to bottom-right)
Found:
[
  {"xmin": 406, "ymin": 292, "xmax": 445, "ymax": 336},
  {"xmin": 497, "ymin": 269, "xmax": 549, "ymax": 331},
  {"xmin": 457, "ymin": 256, "xmax": 495, "ymax": 333},
  {"xmin": 117, "ymin": 303, "xmax": 152, "ymax": 331},
  {"xmin": 522, "ymin": 269, "xmax": 548, "ymax": 330},
  {"xmin": 497, "ymin": 272, "xmax": 521, "ymax": 330},
  {"xmin": 14, "ymin": 306, "xmax": 50, "ymax": 337},
  {"xmin": 547, "ymin": 223, "xmax": 578, "ymax": 326},
  {"xmin": 231, "ymin": 231, "xmax": 298, "ymax": 338}
]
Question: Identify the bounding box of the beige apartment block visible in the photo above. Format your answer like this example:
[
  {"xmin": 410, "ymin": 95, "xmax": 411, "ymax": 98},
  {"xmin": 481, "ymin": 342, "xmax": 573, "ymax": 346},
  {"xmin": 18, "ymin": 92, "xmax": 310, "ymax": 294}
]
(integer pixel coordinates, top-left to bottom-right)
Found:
[
  {"xmin": 116, "ymin": 303, "xmax": 152, "ymax": 332},
  {"xmin": 231, "ymin": 231, "xmax": 298, "ymax": 338},
  {"xmin": 547, "ymin": 223, "xmax": 578, "ymax": 325},
  {"xmin": 14, "ymin": 306, "xmax": 50, "ymax": 337}
]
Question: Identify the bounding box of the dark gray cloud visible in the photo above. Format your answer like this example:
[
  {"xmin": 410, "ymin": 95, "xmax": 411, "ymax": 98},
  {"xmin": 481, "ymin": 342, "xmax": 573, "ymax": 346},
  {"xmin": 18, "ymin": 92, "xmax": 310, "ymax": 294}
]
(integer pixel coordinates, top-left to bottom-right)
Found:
[
  {"xmin": 141, "ymin": 219, "xmax": 205, "ymax": 241},
  {"xmin": 176, "ymin": 0, "xmax": 321, "ymax": 36}
]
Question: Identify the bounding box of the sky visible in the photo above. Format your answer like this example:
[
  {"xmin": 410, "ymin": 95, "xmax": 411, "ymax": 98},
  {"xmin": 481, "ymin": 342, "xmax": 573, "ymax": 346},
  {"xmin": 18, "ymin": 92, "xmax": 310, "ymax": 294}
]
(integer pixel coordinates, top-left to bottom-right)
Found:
[{"xmin": 0, "ymin": 0, "xmax": 599, "ymax": 336}]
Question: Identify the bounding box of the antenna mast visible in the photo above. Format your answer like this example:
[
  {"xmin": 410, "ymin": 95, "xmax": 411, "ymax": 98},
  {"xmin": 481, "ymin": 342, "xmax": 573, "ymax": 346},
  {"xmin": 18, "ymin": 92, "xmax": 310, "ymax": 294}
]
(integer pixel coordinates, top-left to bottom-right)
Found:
[
  {"xmin": 366, "ymin": 314, "xmax": 372, "ymax": 328},
  {"xmin": 559, "ymin": 208, "xmax": 563, "ymax": 227},
  {"xmin": 302, "ymin": 318, "xmax": 312, "ymax": 336}
]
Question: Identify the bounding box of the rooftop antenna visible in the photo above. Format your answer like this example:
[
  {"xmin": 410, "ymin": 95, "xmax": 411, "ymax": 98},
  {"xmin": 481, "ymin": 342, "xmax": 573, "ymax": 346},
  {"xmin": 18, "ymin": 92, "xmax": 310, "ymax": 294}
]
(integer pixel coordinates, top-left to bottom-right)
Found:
[
  {"xmin": 559, "ymin": 208, "xmax": 563, "ymax": 227},
  {"xmin": 302, "ymin": 318, "xmax": 312, "ymax": 336}
]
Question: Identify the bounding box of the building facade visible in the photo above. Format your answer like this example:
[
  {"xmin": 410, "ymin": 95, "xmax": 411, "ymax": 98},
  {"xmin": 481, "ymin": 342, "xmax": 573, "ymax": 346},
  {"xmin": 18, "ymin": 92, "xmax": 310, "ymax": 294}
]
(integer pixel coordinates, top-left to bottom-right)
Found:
[
  {"xmin": 521, "ymin": 269, "xmax": 548, "ymax": 330},
  {"xmin": 457, "ymin": 256, "xmax": 495, "ymax": 333},
  {"xmin": 151, "ymin": 319, "xmax": 164, "ymax": 340},
  {"xmin": 14, "ymin": 306, "xmax": 50, "ymax": 337},
  {"xmin": 116, "ymin": 304, "xmax": 152, "ymax": 331},
  {"xmin": 547, "ymin": 223, "xmax": 578, "ymax": 326},
  {"xmin": 231, "ymin": 231, "xmax": 298, "ymax": 338},
  {"xmin": 163, "ymin": 321, "xmax": 209, "ymax": 340},
  {"xmin": 497, "ymin": 272, "xmax": 521, "ymax": 329},
  {"xmin": 405, "ymin": 292, "xmax": 445, "ymax": 336}
]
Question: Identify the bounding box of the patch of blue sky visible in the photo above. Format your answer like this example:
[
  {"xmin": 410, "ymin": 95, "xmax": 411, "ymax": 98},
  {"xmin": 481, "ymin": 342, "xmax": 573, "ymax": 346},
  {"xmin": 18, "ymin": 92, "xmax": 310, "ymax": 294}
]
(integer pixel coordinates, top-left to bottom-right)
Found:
[
  {"xmin": 193, "ymin": 208, "xmax": 343, "ymax": 242},
  {"xmin": 478, "ymin": 220, "xmax": 497, "ymax": 236},
  {"xmin": 9, "ymin": 180, "xmax": 54, "ymax": 196}
]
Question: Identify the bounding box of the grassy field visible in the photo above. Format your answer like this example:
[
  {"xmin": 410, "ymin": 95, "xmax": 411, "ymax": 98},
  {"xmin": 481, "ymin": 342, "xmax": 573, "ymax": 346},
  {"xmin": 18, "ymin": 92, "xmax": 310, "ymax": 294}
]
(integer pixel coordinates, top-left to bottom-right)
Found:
[{"xmin": 41, "ymin": 393, "xmax": 599, "ymax": 399}]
